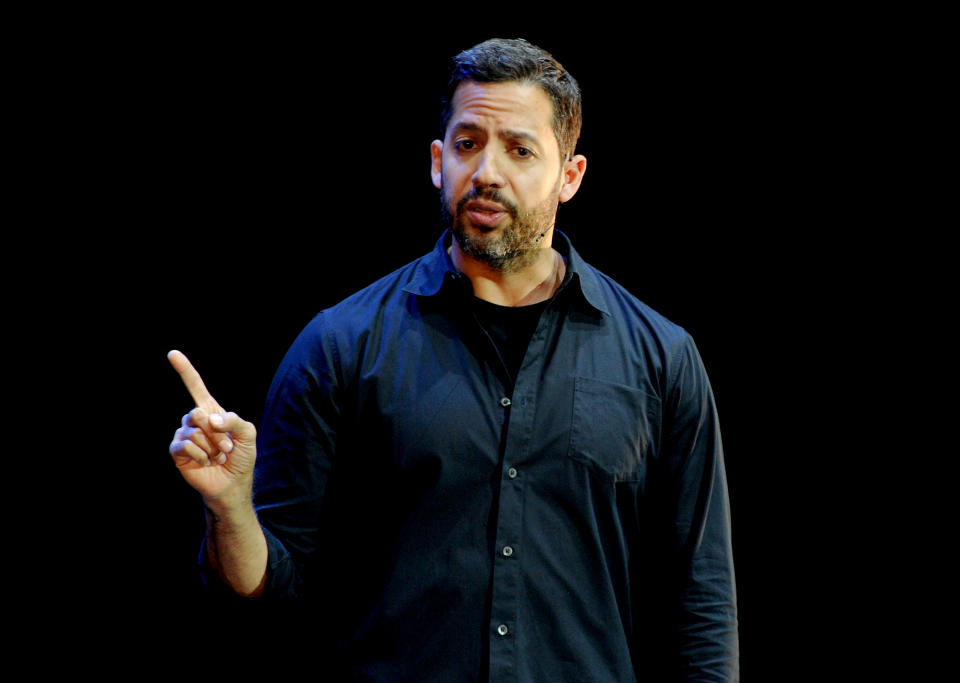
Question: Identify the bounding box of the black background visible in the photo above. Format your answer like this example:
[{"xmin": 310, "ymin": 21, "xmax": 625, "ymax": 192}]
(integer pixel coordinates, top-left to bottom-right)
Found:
[{"xmin": 45, "ymin": 9, "xmax": 925, "ymax": 678}]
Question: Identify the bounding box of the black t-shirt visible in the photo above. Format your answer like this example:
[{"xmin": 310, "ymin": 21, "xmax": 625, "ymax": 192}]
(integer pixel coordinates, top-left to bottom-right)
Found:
[{"xmin": 470, "ymin": 296, "xmax": 550, "ymax": 389}]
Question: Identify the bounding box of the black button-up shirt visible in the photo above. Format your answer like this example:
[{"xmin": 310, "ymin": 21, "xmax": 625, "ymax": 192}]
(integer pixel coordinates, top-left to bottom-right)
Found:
[{"xmin": 250, "ymin": 230, "xmax": 738, "ymax": 680}]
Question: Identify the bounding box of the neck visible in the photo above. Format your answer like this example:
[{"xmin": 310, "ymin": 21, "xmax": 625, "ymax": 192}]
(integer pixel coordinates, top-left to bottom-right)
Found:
[{"xmin": 451, "ymin": 239, "xmax": 566, "ymax": 307}]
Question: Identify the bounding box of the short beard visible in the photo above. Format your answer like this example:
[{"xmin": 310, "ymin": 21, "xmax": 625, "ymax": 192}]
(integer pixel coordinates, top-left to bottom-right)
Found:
[{"xmin": 441, "ymin": 185, "xmax": 559, "ymax": 273}]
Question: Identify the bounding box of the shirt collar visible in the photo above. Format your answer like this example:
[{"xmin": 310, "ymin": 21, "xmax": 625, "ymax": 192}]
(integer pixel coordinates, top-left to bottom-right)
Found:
[{"xmin": 403, "ymin": 230, "xmax": 610, "ymax": 316}]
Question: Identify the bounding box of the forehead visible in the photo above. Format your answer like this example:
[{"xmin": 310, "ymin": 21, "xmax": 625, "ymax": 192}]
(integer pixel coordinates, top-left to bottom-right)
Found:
[{"xmin": 447, "ymin": 80, "xmax": 555, "ymax": 139}]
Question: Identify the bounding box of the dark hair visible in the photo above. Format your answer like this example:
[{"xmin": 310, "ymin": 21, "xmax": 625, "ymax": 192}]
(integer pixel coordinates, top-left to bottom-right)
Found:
[{"xmin": 440, "ymin": 38, "xmax": 583, "ymax": 158}]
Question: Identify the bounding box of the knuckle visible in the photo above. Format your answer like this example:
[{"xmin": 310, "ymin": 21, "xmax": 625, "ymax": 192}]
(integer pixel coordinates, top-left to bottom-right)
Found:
[
  {"xmin": 184, "ymin": 442, "xmax": 210, "ymax": 465},
  {"xmin": 224, "ymin": 412, "xmax": 256, "ymax": 436},
  {"xmin": 189, "ymin": 430, "xmax": 215, "ymax": 452}
]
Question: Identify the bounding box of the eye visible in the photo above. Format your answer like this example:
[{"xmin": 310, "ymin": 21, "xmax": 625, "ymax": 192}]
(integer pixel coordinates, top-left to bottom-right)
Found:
[
  {"xmin": 512, "ymin": 146, "xmax": 533, "ymax": 158},
  {"xmin": 454, "ymin": 139, "xmax": 477, "ymax": 152}
]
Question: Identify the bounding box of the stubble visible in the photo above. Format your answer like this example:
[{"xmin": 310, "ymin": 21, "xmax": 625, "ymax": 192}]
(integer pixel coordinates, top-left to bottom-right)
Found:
[{"xmin": 442, "ymin": 185, "xmax": 561, "ymax": 273}]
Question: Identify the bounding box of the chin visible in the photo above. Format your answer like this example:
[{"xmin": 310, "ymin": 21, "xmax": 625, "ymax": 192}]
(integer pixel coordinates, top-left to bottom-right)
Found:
[{"xmin": 465, "ymin": 221, "xmax": 499, "ymax": 235}]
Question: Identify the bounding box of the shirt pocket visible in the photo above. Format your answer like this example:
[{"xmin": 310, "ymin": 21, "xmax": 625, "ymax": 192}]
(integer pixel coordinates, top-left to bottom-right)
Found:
[{"xmin": 568, "ymin": 376, "xmax": 659, "ymax": 482}]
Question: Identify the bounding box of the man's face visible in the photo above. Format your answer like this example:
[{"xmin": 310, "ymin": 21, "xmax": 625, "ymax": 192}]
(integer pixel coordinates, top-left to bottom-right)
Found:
[{"xmin": 431, "ymin": 80, "xmax": 580, "ymax": 271}]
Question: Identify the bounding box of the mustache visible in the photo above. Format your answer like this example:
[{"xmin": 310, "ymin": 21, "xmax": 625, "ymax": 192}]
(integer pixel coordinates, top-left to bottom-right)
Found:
[{"xmin": 455, "ymin": 187, "xmax": 519, "ymax": 219}]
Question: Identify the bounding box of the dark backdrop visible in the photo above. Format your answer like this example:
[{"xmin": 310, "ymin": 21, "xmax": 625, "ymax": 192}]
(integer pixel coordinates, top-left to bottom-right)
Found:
[{"xmin": 64, "ymin": 14, "xmax": 893, "ymax": 678}]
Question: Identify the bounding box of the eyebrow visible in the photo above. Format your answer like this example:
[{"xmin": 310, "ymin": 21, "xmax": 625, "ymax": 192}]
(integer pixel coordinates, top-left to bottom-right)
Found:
[{"xmin": 450, "ymin": 121, "xmax": 541, "ymax": 147}]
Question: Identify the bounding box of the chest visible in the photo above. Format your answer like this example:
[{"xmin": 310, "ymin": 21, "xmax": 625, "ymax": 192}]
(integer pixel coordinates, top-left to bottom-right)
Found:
[{"xmin": 344, "ymin": 304, "xmax": 664, "ymax": 487}]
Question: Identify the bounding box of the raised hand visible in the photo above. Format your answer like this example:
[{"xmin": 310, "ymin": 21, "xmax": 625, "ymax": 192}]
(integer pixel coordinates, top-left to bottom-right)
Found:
[{"xmin": 167, "ymin": 350, "xmax": 257, "ymax": 507}]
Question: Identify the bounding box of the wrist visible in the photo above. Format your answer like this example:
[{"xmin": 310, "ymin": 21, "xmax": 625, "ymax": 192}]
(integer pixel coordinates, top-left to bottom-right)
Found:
[
  {"xmin": 202, "ymin": 488, "xmax": 255, "ymax": 521},
  {"xmin": 202, "ymin": 489, "xmax": 268, "ymax": 598}
]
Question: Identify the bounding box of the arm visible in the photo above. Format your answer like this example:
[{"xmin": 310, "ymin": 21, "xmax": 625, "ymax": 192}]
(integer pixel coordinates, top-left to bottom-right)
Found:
[
  {"xmin": 246, "ymin": 313, "xmax": 342, "ymax": 598},
  {"xmin": 201, "ymin": 471, "xmax": 268, "ymax": 598},
  {"xmin": 168, "ymin": 350, "xmax": 267, "ymax": 597},
  {"xmin": 659, "ymin": 334, "xmax": 739, "ymax": 680}
]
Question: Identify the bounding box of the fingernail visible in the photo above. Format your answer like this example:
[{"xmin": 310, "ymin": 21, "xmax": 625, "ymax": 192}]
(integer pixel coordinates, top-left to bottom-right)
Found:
[
  {"xmin": 215, "ymin": 453, "xmax": 227, "ymax": 465},
  {"xmin": 219, "ymin": 439, "xmax": 233, "ymax": 453},
  {"xmin": 210, "ymin": 414, "xmax": 224, "ymax": 428}
]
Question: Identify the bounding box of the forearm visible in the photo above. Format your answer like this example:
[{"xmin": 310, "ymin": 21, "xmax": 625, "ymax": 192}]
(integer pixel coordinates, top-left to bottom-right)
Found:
[
  {"xmin": 674, "ymin": 559, "xmax": 739, "ymax": 679},
  {"xmin": 204, "ymin": 498, "xmax": 268, "ymax": 598},
  {"xmin": 669, "ymin": 456, "xmax": 738, "ymax": 678},
  {"xmin": 663, "ymin": 334, "xmax": 739, "ymax": 678}
]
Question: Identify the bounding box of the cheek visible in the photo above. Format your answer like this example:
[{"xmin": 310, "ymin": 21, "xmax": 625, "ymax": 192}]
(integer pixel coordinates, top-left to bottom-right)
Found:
[
  {"xmin": 444, "ymin": 164, "xmax": 476, "ymax": 198},
  {"xmin": 439, "ymin": 174, "xmax": 460, "ymax": 211},
  {"xmin": 519, "ymin": 175, "xmax": 560, "ymax": 205},
  {"xmin": 440, "ymin": 162, "xmax": 463, "ymax": 191}
]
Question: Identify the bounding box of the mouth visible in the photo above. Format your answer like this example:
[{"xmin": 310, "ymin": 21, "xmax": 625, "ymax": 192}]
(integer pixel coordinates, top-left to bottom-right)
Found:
[{"xmin": 463, "ymin": 199, "xmax": 509, "ymax": 229}]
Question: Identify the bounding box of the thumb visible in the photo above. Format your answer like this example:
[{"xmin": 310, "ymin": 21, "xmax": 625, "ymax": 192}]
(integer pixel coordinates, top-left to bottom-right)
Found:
[{"xmin": 208, "ymin": 411, "xmax": 257, "ymax": 447}]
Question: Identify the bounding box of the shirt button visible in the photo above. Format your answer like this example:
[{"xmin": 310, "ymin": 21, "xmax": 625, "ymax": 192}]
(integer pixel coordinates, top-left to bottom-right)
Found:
[
  {"xmin": 497, "ymin": 624, "xmax": 509, "ymax": 636},
  {"xmin": 500, "ymin": 397, "xmax": 512, "ymax": 407},
  {"xmin": 507, "ymin": 467, "xmax": 518, "ymax": 479},
  {"xmin": 502, "ymin": 545, "xmax": 514, "ymax": 557}
]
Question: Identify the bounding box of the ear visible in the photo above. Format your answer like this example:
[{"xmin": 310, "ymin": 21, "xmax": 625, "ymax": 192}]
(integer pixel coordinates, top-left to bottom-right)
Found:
[
  {"xmin": 558, "ymin": 154, "xmax": 587, "ymax": 203},
  {"xmin": 430, "ymin": 140, "xmax": 443, "ymax": 189}
]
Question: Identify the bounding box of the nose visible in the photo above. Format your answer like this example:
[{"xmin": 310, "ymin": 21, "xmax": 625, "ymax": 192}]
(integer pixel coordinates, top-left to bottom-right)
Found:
[{"xmin": 472, "ymin": 148, "xmax": 505, "ymax": 189}]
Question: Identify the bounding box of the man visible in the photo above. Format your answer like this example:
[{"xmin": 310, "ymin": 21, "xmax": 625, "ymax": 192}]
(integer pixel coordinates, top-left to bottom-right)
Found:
[{"xmin": 169, "ymin": 38, "xmax": 738, "ymax": 680}]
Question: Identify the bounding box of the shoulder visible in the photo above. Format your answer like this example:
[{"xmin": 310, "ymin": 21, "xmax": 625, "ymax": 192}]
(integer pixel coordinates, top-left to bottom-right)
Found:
[
  {"xmin": 324, "ymin": 259, "xmax": 422, "ymax": 322},
  {"xmin": 576, "ymin": 259, "xmax": 708, "ymax": 397},
  {"xmin": 581, "ymin": 260, "xmax": 691, "ymax": 350},
  {"xmin": 281, "ymin": 252, "xmax": 437, "ymax": 369}
]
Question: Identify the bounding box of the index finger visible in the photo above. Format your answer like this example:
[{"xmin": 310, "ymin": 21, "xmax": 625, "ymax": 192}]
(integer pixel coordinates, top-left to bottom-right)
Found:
[{"xmin": 167, "ymin": 350, "xmax": 220, "ymax": 410}]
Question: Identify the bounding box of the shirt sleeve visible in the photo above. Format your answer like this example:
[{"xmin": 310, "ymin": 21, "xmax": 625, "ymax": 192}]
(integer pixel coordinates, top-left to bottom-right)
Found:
[
  {"xmin": 655, "ymin": 331, "xmax": 740, "ymax": 680},
  {"xmin": 249, "ymin": 311, "xmax": 343, "ymax": 599}
]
